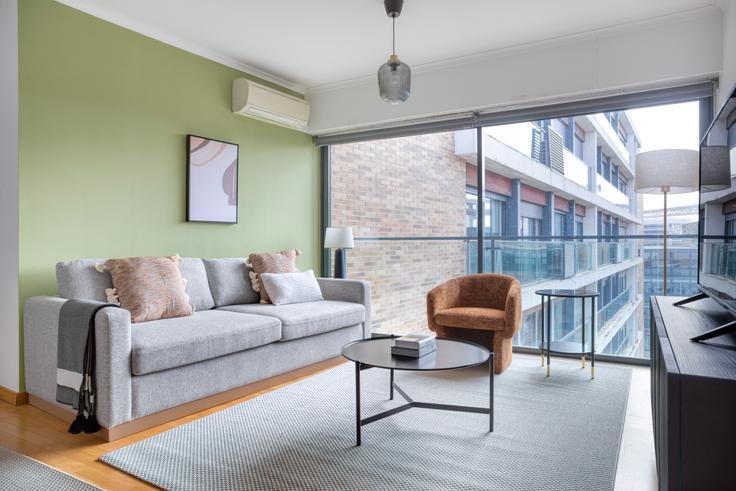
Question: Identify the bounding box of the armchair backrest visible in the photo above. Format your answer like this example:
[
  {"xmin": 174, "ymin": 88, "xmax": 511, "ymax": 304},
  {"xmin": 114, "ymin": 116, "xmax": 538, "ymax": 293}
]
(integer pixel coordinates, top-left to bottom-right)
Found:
[{"xmin": 456, "ymin": 273, "xmax": 519, "ymax": 310}]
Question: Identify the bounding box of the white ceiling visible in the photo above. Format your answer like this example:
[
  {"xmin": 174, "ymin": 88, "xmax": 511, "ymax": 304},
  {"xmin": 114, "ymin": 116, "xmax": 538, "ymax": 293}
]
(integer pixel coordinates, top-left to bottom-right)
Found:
[{"xmin": 59, "ymin": 0, "xmax": 718, "ymax": 92}]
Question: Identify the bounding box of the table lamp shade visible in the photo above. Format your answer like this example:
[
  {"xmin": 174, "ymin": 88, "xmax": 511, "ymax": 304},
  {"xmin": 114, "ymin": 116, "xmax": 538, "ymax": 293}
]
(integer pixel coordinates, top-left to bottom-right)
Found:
[
  {"xmin": 700, "ymin": 146, "xmax": 731, "ymax": 192},
  {"xmin": 635, "ymin": 149, "xmax": 699, "ymax": 194},
  {"xmin": 324, "ymin": 227, "xmax": 354, "ymax": 249}
]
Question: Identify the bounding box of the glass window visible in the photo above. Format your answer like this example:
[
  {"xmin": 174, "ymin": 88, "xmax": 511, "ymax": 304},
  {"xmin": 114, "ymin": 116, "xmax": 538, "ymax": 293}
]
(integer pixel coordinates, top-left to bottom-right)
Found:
[
  {"xmin": 573, "ymin": 124, "xmax": 585, "ymax": 160},
  {"xmin": 601, "ymin": 154, "xmax": 611, "ymax": 181},
  {"xmin": 489, "ymin": 198, "xmax": 505, "ymax": 236},
  {"xmin": 554, "ymin": 212, "xmax": 566, "ymax": 238},
  {"xmin": 521, "ymin": 216, "xmax": 542, "ymax": 237}
]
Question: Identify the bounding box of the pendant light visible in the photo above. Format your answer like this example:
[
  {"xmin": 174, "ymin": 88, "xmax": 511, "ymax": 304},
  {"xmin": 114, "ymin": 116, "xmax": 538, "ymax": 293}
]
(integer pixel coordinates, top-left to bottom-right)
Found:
[{"xmin": 377, "ymin": 0, "xmax": 411, "ymax": 104}]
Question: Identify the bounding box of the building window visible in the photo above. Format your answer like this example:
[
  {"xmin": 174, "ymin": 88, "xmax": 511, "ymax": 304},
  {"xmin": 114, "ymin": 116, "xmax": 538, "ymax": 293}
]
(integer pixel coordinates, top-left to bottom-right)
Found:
[
  {"xmin": 554, "ymin": 212, "xmax": 566, "ymax": 238},
  {"xmin": 617, "ymin": 121, "xmax": 628, "ymax": 144},
  {"xmin": 601, "ymin": 153, "xmax": 611, "ymax": 182},
  {"xmin": 488, "ymin": 198, "xmax": 505, "ymax": 236},
  {"xmin": 573, "ymin": 124, "xmax": 585, "ymax": 160},
  {"xmin": 466, "ymin": 190, "xmax": 506, "ymax": 236},
  {"xmin": 521, "ymin": 216, "xmax": 542, "ymax": 237},
  {"xmin": 576, "ymin": 220, "xmax": 583, "ymax": 241},
  {"xmin": 611, "ymin": 165, "xmax": 619, "ymax": 187},
  {"xmin": 618, "ymin": 175, "xmax": 628, "ymax": 194}
]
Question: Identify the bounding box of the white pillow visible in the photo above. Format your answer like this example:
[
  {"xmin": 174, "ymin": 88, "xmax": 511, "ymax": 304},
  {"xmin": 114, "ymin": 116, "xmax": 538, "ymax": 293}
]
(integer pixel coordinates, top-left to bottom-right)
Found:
[{"xmin": 260, "ymin": 270, "xmax": 324, "ymax": 306}]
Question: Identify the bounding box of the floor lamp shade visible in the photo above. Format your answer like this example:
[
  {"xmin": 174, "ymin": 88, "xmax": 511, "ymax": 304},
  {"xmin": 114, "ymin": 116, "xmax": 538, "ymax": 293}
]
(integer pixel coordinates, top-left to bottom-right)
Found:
[
  {"xmin": 324, "ymin": 227, "xmax": 354, "ymax": 279},
  {"xmin": 634, "ymin": 149, "xmax": 699, "ymax": 194},
  {"xmin": 634, "ymin": 149, "xmax": 698, "ymax": 297}
]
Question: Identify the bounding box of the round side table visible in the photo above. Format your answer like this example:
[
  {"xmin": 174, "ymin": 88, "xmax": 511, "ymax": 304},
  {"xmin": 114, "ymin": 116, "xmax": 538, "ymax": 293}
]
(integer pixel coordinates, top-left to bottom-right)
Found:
[{"xmin": 534, "ymin": 288, "xmax": 600, "ymax": 379}]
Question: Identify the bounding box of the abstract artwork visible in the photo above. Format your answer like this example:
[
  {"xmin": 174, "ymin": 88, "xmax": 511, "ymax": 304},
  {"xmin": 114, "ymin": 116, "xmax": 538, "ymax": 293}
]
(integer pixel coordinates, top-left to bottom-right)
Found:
[{"xmin": 187, "ymin": 135, "xmax": 238, "ymax": 223}]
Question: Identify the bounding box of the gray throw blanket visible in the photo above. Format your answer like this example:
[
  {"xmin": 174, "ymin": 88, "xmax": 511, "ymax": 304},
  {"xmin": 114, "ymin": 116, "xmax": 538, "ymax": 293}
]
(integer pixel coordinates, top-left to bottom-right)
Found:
[{"xmin": 57, "ymin": 299, "xmax": 117, "ymax": 434}]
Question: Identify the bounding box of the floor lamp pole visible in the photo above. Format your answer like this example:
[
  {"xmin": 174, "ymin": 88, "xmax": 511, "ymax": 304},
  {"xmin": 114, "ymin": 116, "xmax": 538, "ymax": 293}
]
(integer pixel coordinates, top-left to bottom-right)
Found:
[{"xmin": 662, "ymin": 186, "xmax": 669, "ymax": 296}]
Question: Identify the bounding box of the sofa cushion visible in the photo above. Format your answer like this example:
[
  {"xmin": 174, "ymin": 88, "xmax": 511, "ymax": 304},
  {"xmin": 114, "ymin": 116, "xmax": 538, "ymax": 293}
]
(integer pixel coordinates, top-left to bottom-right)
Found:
[
  {"xmin": 202, "ymin": 258, "xmax": 260, "ymax": 307},
  {"xmin": 434, "ymin": 307, "xmax": 505, "ymax": 331},
  {"xmin": 218, "ymin": 300, "xmax": 365, "ymax": 341},
  {"xmin": 179, "ymin": 257, "xmax": 215, "ymax": 311},
  {"xmin": 131, "ymin": 310, "xmax": 281, "ymax": 375},
  {"xmin": 57, "ymin": 259, "xmax": 112, "ymax": 302}
]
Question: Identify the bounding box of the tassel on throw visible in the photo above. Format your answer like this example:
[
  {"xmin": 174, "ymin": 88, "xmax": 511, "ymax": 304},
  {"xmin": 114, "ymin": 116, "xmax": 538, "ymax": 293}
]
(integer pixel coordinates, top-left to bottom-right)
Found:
[{"xmin": 68, "ymin": 415, "xmax": 86, "ymax": 434}]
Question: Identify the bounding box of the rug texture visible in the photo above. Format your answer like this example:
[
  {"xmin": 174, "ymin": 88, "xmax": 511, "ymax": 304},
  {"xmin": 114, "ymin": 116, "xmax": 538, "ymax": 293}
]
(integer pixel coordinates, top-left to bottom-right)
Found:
[
  {"xmin": 101, "ymin": 356, "xmax": 631, "ymax": 491},
  {"xmin": 0, "ymin": 445, "xmax": 101, "ymax": 490}
]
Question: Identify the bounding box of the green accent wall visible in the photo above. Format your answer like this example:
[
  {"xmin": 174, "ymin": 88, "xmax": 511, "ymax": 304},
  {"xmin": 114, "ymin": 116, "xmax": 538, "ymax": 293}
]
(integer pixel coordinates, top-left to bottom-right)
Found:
[{"xmin": 18, "ymin": 1, "xmax": 320, "ymax": 390}]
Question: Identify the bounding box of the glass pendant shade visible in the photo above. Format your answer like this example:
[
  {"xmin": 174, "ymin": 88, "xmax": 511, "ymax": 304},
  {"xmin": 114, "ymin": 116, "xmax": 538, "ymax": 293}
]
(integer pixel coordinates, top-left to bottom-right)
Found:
[{"xmin": 378, "ymin": 54, "xmax": 411, "ymax": 104}]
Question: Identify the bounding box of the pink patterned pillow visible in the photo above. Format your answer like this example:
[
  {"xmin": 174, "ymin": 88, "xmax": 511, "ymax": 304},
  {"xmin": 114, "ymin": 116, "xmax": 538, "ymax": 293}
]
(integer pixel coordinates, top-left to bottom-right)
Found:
[
  {"xmin": 247, "ymin": 249, "xmax": 301, "ymax": 304},
  {"xmin": 102, "ymin": 256, "xmax": 193, "ymax": 323}
]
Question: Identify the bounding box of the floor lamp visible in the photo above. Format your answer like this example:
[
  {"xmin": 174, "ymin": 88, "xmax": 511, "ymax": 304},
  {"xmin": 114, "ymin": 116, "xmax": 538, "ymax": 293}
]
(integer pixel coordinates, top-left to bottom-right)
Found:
[{"xmin": 635, "ymin": 149, "xmax": 699, "ymax": 295}]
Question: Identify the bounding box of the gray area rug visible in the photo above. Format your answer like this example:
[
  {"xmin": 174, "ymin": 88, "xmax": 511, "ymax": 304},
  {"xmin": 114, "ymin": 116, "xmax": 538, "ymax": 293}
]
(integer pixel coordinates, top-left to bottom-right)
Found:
[
  {"xmin": 101, "ymin": 356, "xmax": 631, "ymax": 491},
  {"xmin": 0, "ymin": 445, "xmax": 101, "ymax": 491}
]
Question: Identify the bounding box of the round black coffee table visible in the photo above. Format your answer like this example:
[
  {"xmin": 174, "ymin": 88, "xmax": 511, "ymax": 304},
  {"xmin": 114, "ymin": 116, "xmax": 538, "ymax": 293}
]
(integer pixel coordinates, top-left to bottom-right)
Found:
[{"xmin": 341, "ymin": 337, "xmax": 493, "ymax": 446}]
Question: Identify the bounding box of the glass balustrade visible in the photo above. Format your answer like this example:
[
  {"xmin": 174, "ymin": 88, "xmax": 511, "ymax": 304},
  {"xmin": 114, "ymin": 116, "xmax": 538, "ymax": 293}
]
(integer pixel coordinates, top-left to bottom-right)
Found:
[
  {"xmin": 597, "ymin": 288, "xmax": 632, "ymax": 327},
  {"xmin": 703, "ymin": 243, "xmax": 736, "ymax": 280}
]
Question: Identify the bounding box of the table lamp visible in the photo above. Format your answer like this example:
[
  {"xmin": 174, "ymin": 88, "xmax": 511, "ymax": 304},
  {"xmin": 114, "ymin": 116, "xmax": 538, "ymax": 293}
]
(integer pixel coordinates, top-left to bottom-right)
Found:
[
  {"xmin": 324, "ymin": 227, "xmax": 354, "ymax": 279},
  {"xmin": 635, "ymin": 149, "xmax": 698, "ymax": 294}
]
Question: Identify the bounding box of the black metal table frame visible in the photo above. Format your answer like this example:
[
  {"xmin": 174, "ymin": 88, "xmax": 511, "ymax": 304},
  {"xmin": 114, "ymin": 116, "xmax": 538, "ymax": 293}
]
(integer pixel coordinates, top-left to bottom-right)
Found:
[
  {"xmin": 353, "ymin": 353, "xmax": 494, "ymax": 447},
  {"xmin": 538, "ymin": 292, "xmax": 597, "ymax": 379}
]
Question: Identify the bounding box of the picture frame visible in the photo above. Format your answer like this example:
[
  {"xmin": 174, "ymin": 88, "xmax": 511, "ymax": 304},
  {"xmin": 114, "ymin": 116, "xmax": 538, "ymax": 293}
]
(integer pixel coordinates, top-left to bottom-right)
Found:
[{"xmin": 186, "ymin": 134, "xmax": 239, "ymax": 224}]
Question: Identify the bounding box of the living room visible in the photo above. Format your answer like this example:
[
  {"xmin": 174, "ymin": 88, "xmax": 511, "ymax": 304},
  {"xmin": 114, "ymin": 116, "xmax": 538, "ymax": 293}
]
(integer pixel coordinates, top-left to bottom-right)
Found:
[{"xmin": 2, "ymin": 1, "xmax": 736, "ymax": 490}]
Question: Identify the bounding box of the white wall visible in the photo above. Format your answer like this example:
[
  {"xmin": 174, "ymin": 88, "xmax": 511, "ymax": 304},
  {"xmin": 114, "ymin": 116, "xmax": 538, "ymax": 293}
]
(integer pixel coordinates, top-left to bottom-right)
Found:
[
  {"xmin": 308, "ymin": 8, "xmax": 723, "ymax": 135},
  {"xmin": 719, "ymin": 1, "xmax": 736, "ymax": 106},
  {"xmin": 0, "ymin": 0, "xmax": 20, "ymax": 392}
]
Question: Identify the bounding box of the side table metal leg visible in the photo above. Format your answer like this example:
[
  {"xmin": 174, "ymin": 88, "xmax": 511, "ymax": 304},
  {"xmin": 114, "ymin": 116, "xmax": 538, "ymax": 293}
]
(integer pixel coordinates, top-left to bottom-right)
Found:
[
  {"xmin": 390, "ymin": 368, "xmax": 394, "ymax": 400},
  {"xmin": 355, "ymin": 361, "xmax": 361, "ymax": 446},
  {"xmin": 546, "ymin": 296, "xmax": 551, "ymax": 377},
  {"xmin": 540, "ymin": 296, "xmax": 545, "ymax": 367},
  {"xmin": 591, "ymin": 297, "xmax": 596, "ymax": 380},
  {"xmin": 581, "ymin": 297, "xmax": 586, "ymax": 369},
  {"xmin": 489, "ymin": 353, "xmax": 494, "ymax": 432}
]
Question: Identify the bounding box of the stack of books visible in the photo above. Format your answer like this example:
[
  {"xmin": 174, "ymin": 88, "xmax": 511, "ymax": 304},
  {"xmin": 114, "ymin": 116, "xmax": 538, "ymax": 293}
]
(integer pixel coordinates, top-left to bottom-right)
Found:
[{"xmin": 391, "ymin": 333, "xmax": 437, "ymax": 358}]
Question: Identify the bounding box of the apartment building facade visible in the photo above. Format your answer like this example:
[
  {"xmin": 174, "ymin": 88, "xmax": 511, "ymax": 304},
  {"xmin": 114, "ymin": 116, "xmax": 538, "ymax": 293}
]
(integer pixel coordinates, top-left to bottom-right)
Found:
[{"xmin": 329, "ymin": 110, "xmax": 647, "ymax": 358}]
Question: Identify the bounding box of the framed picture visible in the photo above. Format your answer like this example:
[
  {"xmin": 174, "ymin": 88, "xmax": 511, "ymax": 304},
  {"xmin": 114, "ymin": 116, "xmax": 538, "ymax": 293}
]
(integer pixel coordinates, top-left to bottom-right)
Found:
[{"xmin": 186, "ymin": 135, "xmax": 239, "ymax": 223}]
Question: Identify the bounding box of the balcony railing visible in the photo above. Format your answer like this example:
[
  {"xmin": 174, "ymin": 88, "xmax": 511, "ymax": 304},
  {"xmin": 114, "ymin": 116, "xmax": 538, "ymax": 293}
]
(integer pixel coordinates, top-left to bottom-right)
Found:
[
  {"xmin": 466, "ymin": 236, "xmax": 641, "ymax": 286},
  {"xmin": 598, "ymin": 242, "xmax": 637, "ymax": 266},
  {"xmin": 598, "ymin": 288, "xmax": 632, "ymax": 327},
  {"xmin": 702, "ymin": 242, "xmax": 736, "ymax": 280}
]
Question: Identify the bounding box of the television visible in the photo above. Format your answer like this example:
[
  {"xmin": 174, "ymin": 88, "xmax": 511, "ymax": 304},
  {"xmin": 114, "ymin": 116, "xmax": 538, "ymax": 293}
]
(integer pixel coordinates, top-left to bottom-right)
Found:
[{"xmin": 680, "ymin": 86, "xmax": 736, "ymax": 341}]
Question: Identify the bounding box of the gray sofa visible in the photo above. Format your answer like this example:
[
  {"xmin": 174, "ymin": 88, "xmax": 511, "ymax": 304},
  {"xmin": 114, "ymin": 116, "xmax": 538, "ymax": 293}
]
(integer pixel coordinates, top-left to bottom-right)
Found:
[{"xmin": 24, "ymin": 257, "xmax": 371, "ymax": 437}]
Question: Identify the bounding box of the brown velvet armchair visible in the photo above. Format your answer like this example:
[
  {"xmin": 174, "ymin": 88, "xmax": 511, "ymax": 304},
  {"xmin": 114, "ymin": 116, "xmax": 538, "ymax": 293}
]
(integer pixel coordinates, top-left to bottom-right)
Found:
[{"xmin": 427, "ymin": 274, "xmax": 522, "ymax": 374}]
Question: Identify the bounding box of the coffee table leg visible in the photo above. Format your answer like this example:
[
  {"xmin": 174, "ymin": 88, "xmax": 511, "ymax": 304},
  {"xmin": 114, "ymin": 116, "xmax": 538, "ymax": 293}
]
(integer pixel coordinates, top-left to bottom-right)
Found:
[
  {"xmin": 355, "ymin": 361, "xmax": 361, "ymax": 446},
  {"xmin": 489, "ymin": 353, "xmax": 494, "ymax": 432},
  {"xmin": 390, "ymin": 368, "xmax": 394, "ymax": 400}
]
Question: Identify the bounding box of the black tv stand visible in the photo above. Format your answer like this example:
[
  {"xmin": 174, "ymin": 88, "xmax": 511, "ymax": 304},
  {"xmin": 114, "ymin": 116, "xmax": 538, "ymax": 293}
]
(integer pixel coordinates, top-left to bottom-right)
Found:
[
  {"xmin": 651, "ymin": 296, "xmax": 736, "ymax": 490},
  {"xmin": 673, "ymin": 292, "xmax": 736, "ymax": 342}
]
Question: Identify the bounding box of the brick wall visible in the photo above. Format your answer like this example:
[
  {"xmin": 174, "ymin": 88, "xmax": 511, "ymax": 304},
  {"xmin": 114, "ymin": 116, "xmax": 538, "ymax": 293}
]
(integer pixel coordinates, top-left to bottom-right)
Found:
[{"xmin": 330, "ymin": 132, "xmax": 468, "ymax": 334}]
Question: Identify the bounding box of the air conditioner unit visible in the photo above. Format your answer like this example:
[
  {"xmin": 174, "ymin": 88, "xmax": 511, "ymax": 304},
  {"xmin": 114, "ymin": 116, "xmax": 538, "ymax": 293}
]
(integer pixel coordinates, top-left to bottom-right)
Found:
[{"xmin": 232, "ymin": 78, "xmax": 310, "ymax": 131}]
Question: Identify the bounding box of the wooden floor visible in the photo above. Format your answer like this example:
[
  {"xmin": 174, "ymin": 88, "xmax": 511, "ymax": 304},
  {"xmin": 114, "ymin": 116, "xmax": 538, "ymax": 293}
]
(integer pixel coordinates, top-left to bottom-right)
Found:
[{"xmin": 0, "ymin": 355, "xmax": 656, "ymax": 490}]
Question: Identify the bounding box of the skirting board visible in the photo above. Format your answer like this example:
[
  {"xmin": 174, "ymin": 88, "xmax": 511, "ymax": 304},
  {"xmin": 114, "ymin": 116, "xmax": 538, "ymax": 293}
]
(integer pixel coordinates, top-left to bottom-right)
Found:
[
  {"xmin": 29, "ymin": 356, "xmax": 347, "ymax": 442},
  {"xmin": 0, "ymin": 386, "xmax": 28, "ymax": 406}
]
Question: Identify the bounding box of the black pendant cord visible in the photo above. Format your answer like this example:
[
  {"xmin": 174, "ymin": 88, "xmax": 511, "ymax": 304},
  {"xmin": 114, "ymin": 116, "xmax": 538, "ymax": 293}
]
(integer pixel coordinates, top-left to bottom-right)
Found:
[{"xmin": 392, "ymin": 16, "xmax": 395, "ymax": 55}]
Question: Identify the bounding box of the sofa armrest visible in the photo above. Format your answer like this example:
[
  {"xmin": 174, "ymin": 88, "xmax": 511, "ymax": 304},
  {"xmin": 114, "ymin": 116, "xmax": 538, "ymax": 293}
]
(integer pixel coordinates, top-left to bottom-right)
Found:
[
  {"xmin": 317, "ymin": 278, "xmax": 372, "ymax": 338},
  {"xmin": 94, "ymin": 306, "xmax": 133, "ymax": 428},
  {"xmin": 23, "ymin": 296, "xmax": 133, "ymax": 429}
]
